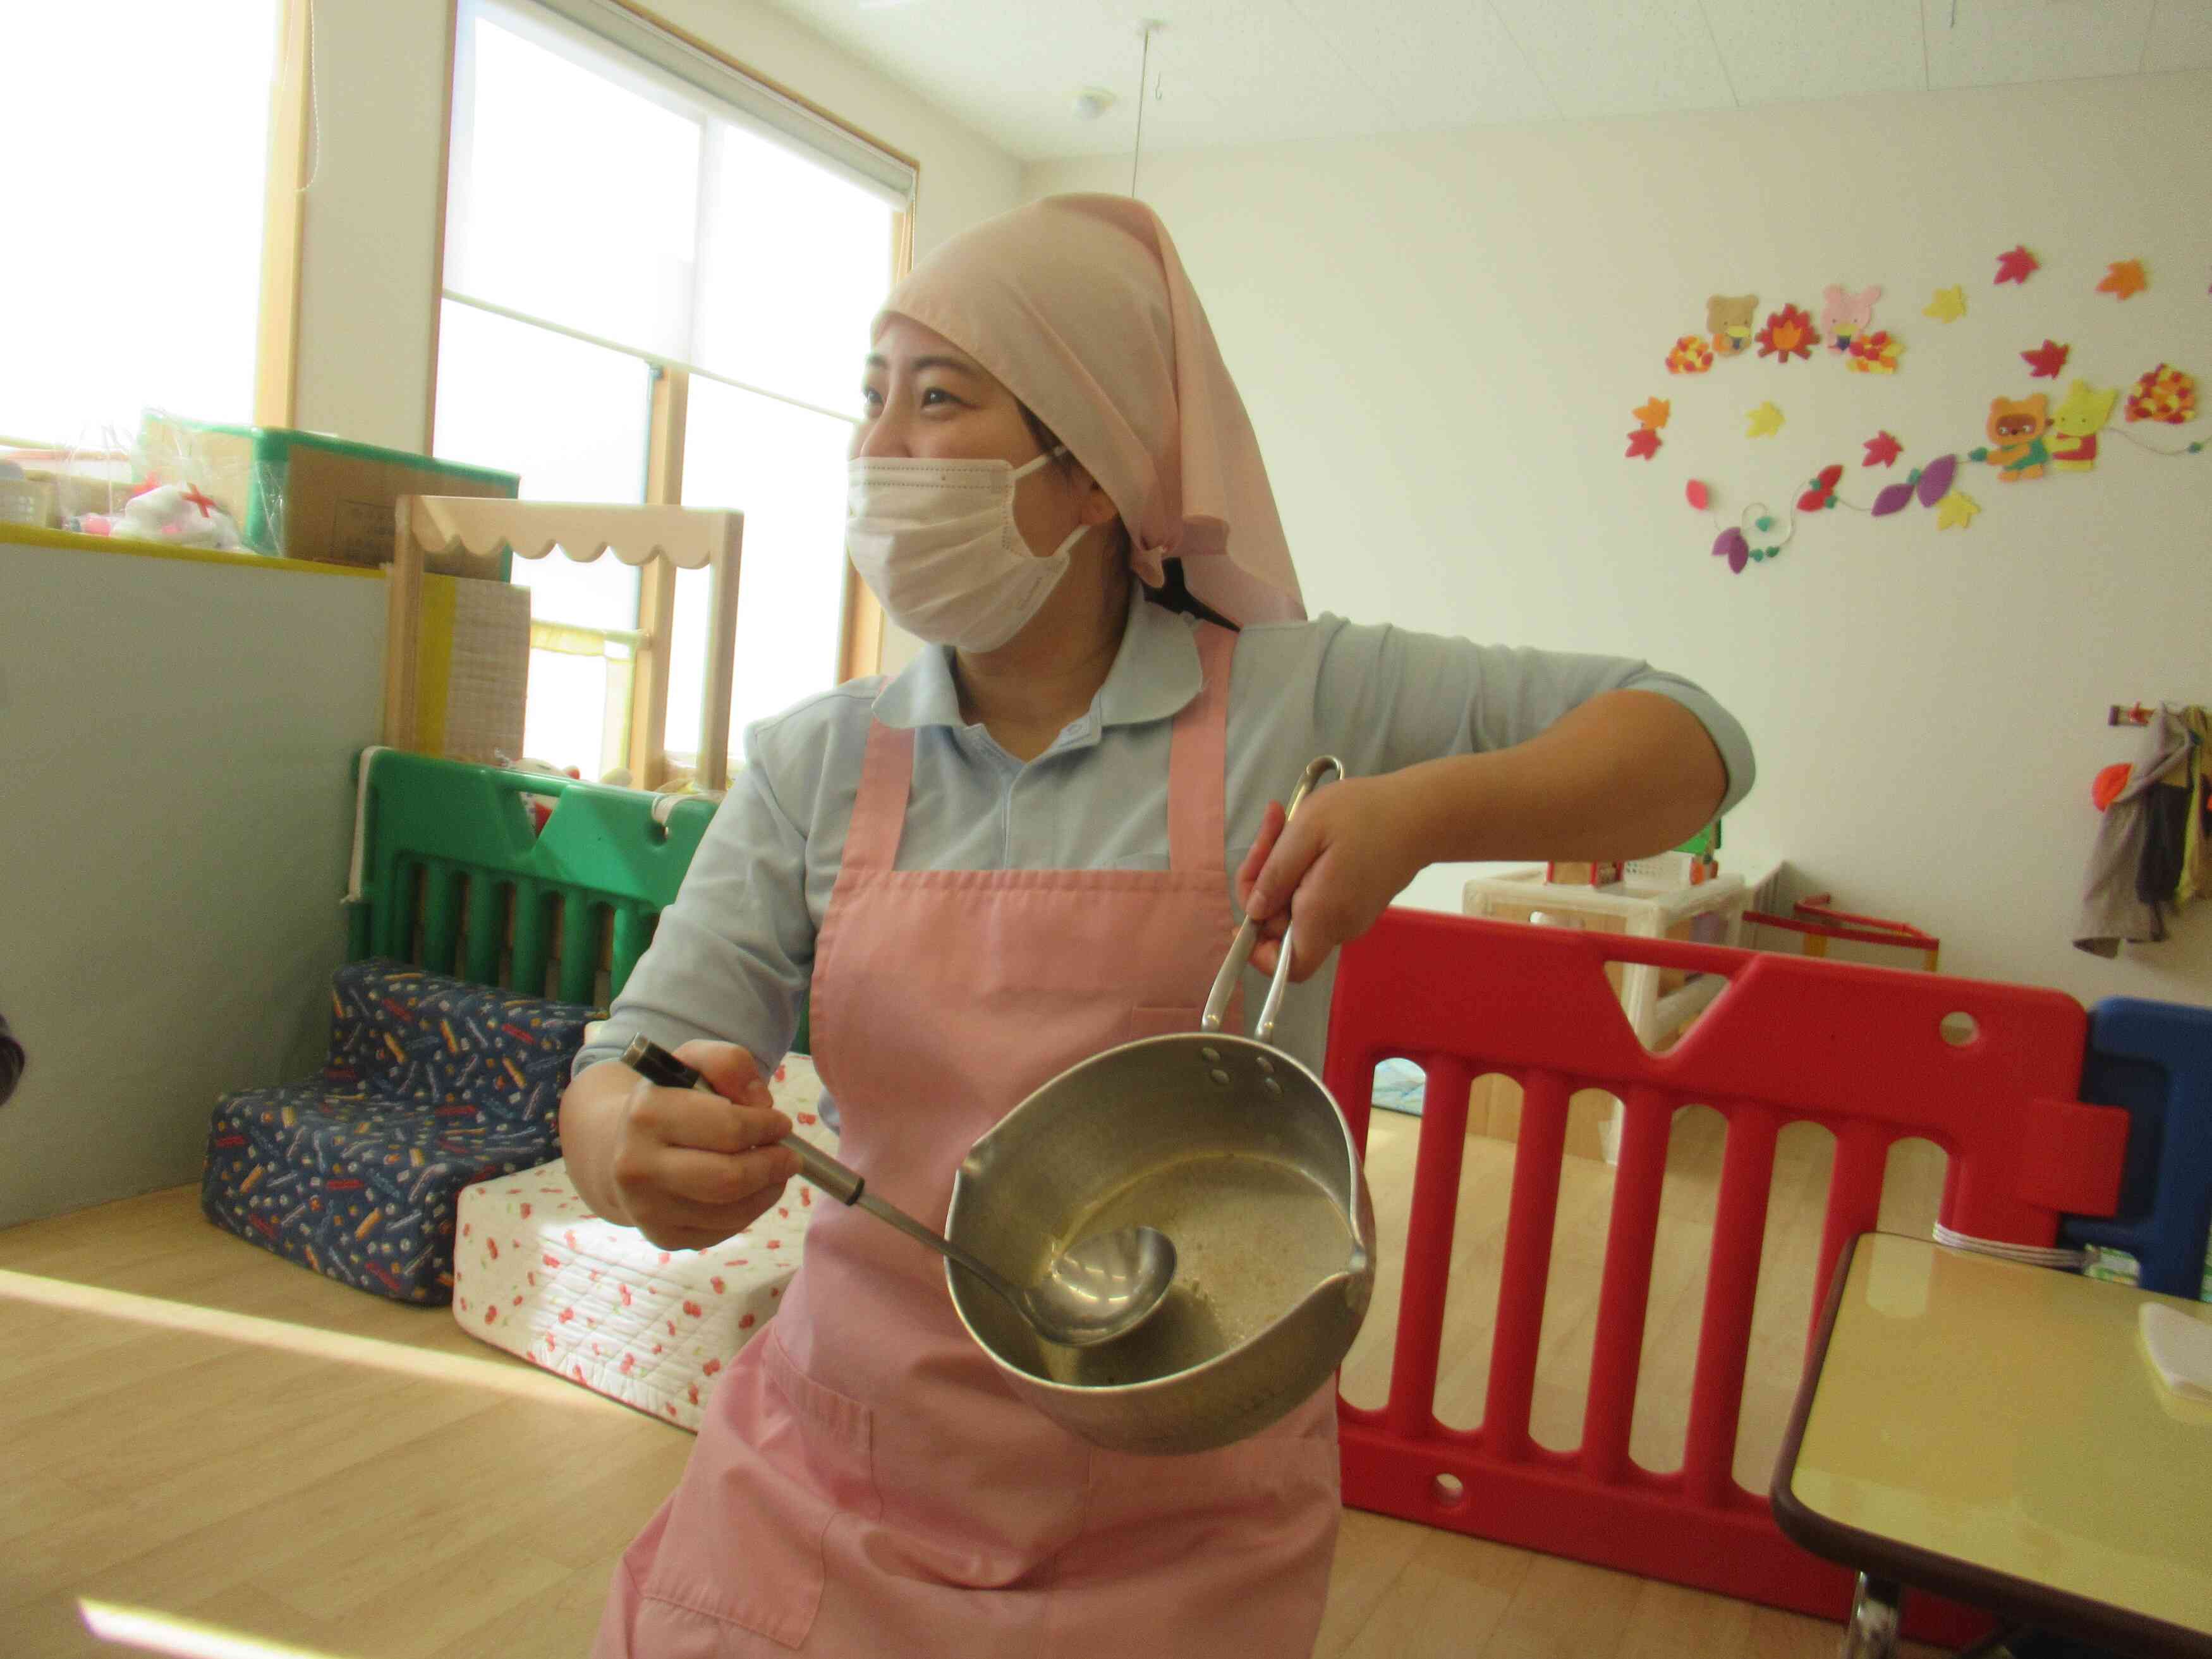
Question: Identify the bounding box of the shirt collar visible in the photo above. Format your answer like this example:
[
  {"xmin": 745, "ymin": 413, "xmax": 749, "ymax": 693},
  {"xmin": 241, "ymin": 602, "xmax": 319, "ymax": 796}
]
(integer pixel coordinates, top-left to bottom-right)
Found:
[{"xmin": 871, "ymin": 598, "xmax": 1205, "ymax": 733}]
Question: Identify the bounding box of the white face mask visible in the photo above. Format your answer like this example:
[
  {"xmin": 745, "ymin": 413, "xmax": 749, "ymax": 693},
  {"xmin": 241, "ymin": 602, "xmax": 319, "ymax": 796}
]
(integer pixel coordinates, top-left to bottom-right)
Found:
[{"xmin": 845, "ymin": 449, "xmax": 1089, "ymax": 653}]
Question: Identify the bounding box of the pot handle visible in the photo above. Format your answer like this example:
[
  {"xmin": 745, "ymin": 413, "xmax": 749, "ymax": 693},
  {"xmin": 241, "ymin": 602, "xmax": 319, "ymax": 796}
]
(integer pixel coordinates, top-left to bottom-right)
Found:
[{"xmin": 1203, "ymin": 755, "xmax": 1344, "ymax": 1045}]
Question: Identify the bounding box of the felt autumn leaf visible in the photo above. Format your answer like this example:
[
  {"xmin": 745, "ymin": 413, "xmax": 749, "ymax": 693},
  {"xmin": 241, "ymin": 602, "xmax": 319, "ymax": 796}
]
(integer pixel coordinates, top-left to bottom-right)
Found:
[
  {"xmin": 1922, "ymin": 286, "xmax": 1967, "ymax": 323},
  {"xmin": 2021, "ymin": 339, "xmax": 2071, "ymax": 380},
  {"xmin": 1685, "ymin": 479, "xmax": 1711, "ymax": 509},
  {"xmin": 1746, "ymin": 401, "xmax": 1785, "ymax": 439},
  {"xmin": 2097, "ymin": 258, "xmax": 2148, "ymax": 300},
  {"xmin": 1634, "ymin": 397, "xmax": 1671, "ymax": 430},
  {"xmin": 1756, "ymin": 304, "xmax": 1818, "ymax": 362},
  {"xmin": 1994, "ymin": 245, "xmax": 2039, "ymax": 285},
  {"xmin": 1625, "ymin": 426, "xmax": 1662, "ymax": 460},
  {"xmin": 1863, "ymin": 431, "xmax": 1903, "ymax": 468},
  {"xmin": 1936, "ymin": 491, "xmax": 1980, "ymax": 531}
]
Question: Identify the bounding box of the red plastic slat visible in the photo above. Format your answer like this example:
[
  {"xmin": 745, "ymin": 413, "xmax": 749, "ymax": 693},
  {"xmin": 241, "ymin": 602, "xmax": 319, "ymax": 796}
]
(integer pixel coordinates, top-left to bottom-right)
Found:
[{"xmin": 1325, "ymin": 908, "xmax": 2130, "ymax": 1639}]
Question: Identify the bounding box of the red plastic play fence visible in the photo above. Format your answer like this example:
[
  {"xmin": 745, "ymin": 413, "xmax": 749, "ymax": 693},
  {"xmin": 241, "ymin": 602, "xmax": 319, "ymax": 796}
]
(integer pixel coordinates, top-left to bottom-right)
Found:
[{"xmin": 1323, "ymin": 909, "xmax": 2130, "ymax": 1643}]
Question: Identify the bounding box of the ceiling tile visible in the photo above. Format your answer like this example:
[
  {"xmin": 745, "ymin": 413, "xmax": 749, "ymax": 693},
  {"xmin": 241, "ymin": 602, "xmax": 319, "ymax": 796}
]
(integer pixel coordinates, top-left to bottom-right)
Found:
[
  {"xmin": 753, "ymin": 0, "xmax": 2202, "ymax": 159},
  {"xmin": 1285, "ymin": 0, "xmax": 1558, "ymax": 126},
  {"xmin": 1700, "ymin": 0, "xmax": 1928, "ymax": 104},
  {"xmin": 1922, "ymin": 0, "xmax": 2159, "ymax": 88},
  {"xmin": 1487, "ymin": 0, "xmax": 1738, "ymax": 118},
  {"xmin": 2143, "ymin": 0, "xmax": 2212, "ymax": 68}
]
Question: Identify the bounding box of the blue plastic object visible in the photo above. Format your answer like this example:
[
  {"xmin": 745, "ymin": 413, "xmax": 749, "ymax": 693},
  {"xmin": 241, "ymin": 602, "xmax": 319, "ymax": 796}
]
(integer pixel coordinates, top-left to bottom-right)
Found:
[{"xmin": 2060, "ymin": 997, "xmax": 2212, "ymax": 1299}]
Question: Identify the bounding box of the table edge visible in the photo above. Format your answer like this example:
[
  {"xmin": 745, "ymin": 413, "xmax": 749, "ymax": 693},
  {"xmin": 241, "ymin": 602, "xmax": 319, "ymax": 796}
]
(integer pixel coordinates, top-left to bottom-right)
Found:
[{"xmin": 1770, "ymin": 1231, "xmax": 2212, "ymax": 1659}]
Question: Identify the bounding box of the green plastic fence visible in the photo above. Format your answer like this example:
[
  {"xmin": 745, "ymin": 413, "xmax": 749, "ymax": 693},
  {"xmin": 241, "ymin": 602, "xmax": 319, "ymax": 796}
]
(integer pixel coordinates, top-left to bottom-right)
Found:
[
  {"xmin": 344, "ymin": 750, "xmax": 712, "ymax": 1006},
  {"xmin": 344, "ymin": 750, "xmax": 810, "ymax": 1050}
]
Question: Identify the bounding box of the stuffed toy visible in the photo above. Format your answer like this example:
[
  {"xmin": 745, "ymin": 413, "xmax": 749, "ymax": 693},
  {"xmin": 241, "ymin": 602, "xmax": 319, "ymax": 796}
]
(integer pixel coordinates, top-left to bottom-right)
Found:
[{"xmin": 76, "ymin": 482, "xmax": 242, "ymax": 550}]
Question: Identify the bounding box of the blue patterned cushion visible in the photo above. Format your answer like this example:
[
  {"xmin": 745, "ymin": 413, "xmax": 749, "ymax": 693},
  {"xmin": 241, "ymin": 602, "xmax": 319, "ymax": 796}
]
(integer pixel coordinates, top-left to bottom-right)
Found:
[{"xmin": 201, "ymin": 962, "xmax": 594, "ymax": 1304}]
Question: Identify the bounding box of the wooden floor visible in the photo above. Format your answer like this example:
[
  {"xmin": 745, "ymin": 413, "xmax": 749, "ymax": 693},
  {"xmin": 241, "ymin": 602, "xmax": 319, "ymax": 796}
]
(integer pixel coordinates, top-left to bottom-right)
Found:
[{"xmin": 0, "ymin": 1105, "xmax": 1952, "ymax": 1659}]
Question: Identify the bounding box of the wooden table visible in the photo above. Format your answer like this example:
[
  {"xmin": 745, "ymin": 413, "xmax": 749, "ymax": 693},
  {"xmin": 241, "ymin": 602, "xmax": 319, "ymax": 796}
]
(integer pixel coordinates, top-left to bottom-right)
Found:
[{"xmin": 1773, "ymin": 1232, "xmax": 2212, "ymax": 1658}]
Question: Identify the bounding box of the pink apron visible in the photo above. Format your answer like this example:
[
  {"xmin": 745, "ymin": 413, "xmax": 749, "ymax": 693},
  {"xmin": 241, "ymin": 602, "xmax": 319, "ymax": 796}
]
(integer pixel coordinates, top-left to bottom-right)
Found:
[{"xmin": 594, "ymin": 622, "xmax": 1340, "ymax": 1658}]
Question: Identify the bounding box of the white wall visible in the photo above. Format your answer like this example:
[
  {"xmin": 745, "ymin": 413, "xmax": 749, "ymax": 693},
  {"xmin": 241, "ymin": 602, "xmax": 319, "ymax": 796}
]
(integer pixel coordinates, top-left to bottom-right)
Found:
[
  {"xmin": 1029, "ymin": 72, "xmax": 2212, "ymax": 1008},
  {"xmin": 294, "ymin": 0, "xmax": 1024, "ymax": 454}
]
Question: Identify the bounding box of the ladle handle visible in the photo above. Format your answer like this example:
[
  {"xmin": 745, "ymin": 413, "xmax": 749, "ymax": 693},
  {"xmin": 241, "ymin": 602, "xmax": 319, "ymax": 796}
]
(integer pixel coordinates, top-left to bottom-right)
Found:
[
  {"xmin": 1203, "ymin": 755, "xmax": 1344, "ymax": 1045},
  {"xmin": 618, "ymin": 1036, "xmax": 1027, "ymax": 1303},
  {"xmin": 619, "ymin": 1034, "xmax": 864, "ymax": 1205}
]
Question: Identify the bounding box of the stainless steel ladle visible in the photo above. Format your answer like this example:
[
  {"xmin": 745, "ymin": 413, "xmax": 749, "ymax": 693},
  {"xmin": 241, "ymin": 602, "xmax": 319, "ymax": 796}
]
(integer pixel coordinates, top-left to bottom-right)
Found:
[{"xmin": 620, "ymin": 1036, "xmax": 1176, "ymax": 1347}]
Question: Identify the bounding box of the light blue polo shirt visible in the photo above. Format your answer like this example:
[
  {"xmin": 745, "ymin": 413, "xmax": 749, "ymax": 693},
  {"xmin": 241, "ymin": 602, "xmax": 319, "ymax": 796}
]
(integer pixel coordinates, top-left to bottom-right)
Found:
[{"xmin": 576, "ymin": 598, "xmax": 1754, "ymax": 1084}]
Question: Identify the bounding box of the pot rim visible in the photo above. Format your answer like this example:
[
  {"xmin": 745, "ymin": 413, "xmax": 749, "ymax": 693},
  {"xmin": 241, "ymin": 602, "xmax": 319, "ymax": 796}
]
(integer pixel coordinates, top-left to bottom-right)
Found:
[{"xmin": 945, "ymin": 1028, "xmax": 1373, "ymax": 1398}]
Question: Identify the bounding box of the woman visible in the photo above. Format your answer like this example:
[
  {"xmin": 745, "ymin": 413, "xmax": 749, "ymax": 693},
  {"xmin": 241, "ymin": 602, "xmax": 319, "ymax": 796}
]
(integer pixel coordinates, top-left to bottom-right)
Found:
[{"xmin": 561, "ymin": 194, "xmax": 1753, "ymax": 1657}]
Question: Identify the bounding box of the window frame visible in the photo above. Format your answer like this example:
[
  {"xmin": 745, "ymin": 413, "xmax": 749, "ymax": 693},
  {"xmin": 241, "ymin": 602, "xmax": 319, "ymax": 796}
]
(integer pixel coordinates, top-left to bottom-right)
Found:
[{"xmin": 424, "ymin": 0, "xmax": 909, "ymax": 788}]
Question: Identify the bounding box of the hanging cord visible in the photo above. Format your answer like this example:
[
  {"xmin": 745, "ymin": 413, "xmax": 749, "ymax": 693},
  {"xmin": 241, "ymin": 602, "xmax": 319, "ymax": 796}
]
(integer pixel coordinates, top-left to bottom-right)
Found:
[
  {"xmin": 297, "ymin": 0, "xmax": 324, "ymax": 194},
  {"xmin": 1130, "ymin": 21, "xmax": 1156, "ymax": 198}
]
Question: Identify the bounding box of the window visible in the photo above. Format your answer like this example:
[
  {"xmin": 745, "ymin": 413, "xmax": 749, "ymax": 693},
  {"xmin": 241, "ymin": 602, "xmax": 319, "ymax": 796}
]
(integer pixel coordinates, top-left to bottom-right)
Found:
[
  {"xmin": 0, "ymin": 1, "xmax": 284, "ymax": 446},
  {"xmin": 434, "ymin": 0, "xmax": 909, "ymax": 785}
]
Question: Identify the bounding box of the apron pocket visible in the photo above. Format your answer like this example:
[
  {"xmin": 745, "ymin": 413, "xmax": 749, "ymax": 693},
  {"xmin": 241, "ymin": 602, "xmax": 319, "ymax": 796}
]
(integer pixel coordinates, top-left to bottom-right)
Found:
[{"xmin": 638, "ymin": 1330, "xmax": 878, "ymax": 1650}]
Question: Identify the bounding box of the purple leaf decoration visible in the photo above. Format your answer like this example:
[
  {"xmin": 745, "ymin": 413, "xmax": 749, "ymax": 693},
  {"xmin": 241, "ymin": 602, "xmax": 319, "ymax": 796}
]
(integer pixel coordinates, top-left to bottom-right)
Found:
[
  {"xmin": 1871, "ymin": 482, "xmax": 1916, "ymax": 517},
  {"xmin": 1916, "ymin": 454, "xmax": 1957, "ymax": 507},
  {"xmin": 1713, "ymin": 527, "xmax": 1750, "ymax": 573}
]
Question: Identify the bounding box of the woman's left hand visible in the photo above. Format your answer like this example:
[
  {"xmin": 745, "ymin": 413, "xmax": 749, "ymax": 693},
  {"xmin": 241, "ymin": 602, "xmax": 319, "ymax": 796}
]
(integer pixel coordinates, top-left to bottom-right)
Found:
[{"xmin": 1236, "ymin": 773, "xmax": 1428, "ymax": 982}]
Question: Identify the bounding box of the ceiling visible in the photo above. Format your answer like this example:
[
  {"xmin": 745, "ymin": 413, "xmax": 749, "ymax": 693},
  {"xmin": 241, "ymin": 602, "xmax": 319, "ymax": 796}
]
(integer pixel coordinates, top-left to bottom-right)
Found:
[{"xmin": 752, "ymin": 0, "xmax": 2212, "ymax": 162}]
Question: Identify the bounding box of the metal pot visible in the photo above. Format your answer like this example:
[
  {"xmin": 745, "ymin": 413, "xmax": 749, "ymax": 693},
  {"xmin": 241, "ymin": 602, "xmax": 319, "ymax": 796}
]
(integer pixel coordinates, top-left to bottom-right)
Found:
[{"xmin": 944, "ymin": 758, "xmax": 1375, "ymax": 1455}]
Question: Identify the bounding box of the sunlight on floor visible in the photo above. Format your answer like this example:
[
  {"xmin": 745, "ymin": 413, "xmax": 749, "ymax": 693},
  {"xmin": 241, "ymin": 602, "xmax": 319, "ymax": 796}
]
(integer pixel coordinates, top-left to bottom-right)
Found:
[
  {"xmin": 80, "ymin": 1599, "xmax": 355, "ymax": 1659},
  {"xmin": 0, "ymin": 1268, "xmax": 599, "ymax": 1410}
]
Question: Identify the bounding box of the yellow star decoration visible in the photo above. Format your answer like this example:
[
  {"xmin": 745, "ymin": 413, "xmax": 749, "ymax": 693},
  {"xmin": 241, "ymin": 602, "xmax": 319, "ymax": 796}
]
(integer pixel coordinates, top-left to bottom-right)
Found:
[
  {"xmin": 1746, "ymin": 401, "xmax": 1784, "ymax": 439},
  {"xmin": 1923, "ymin": 285, "xmax": 1967, "ymax": 323},
  {"xmin": 1936, "ymin": 491, "xmax": 1980, "ymax": 531}
]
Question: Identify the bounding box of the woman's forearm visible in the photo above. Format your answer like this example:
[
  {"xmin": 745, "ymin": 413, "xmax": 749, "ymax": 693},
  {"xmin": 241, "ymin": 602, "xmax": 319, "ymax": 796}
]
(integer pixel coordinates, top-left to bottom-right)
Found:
[{"xmin": 1397, "ymin": 690, "xmax": 1729, "ymax": 865}]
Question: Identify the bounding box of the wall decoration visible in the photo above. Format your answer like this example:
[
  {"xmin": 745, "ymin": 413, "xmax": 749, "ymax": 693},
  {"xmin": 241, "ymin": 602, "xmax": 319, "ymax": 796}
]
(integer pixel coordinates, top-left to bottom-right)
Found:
[
  {"xmin": 2127, "ymin": 365, "xmax": 2197, "ymax": 425},
  {"xmin": 1936, "ymin": 492, "xmax": 1981, "ymax": 530},
  {"xmin": 1822, "ymin": 286, "xmax": 1881, "ymax": 355},
  {"xmin": 1631, "ymin": 239, "xmax": 2203, "ymax": 578},
  {"xmin": 1969, "ymin": 396, "xmax": 2053, "ymax": 482},
  {"xmin": 1871, "ymin": 454, "xmax": 1958, "ymax": 516},
  {"xmin": 1797, "ymin": 465, "xmax": 1843, "ymax": 511},
  {"xmin": 1846, "ymin": 331, "xmax": 1904, "ymax": 374},
  {"xmin": 2050, "ymin": 382, "xmax": 2119, "ymax": 470},
  {"xmin": 1666, "ymin": 336, "xmax": 1715, "ymax": 374},
  {"xmin": 1923, "ymin": 286, "xmax": 1968, "ymax": 323},
  {"xmin": 1708, "ymin": 295, "xmax": 1758, "ymax": 358},
  {"xmin": 2097, "ymin": 258, "xmax": 2149, "ymax": 300},
  {"xmin": 1711, "ymin": 504, "xmax": 1792, "ymax": 573},
  {"xmin": 1757, "ymin": 305, "xmax": 1819, "ymax": 362},
  {"xmin": 1625, "ymin": 395, "xmax": 1668, "ymax": 459}
]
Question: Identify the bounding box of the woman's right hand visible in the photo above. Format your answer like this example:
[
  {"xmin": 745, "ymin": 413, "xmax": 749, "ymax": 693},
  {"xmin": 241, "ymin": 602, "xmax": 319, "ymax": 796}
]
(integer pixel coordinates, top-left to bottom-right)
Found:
[{"xmin": 600, "ymin": 1041, "xmax": 804, "ymax": 1252}]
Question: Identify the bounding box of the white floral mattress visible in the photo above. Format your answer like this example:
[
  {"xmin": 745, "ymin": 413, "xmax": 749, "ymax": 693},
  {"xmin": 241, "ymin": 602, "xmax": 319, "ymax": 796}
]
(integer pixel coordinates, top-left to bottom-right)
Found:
[{"xmin": 452, "ymin": 1054, "xmax": 835, "ymax": 1430}]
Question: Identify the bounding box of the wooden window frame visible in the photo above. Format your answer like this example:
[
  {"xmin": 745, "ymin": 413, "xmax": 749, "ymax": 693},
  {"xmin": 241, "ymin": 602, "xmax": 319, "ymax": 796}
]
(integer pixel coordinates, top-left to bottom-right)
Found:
[
  {"xmin": 255, "ymin": 0, "xmax": 315, "ymax": 428},
  {"xmin": 422, "ymin": 0, "xmax": 910, "ymax": 786}
]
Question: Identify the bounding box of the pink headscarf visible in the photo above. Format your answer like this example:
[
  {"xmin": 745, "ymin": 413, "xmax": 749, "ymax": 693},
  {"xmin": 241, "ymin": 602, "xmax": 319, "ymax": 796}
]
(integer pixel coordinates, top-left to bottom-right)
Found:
[{"xmin": 877, "ymin": 193, "xmax": 1304, "ymax": 626}]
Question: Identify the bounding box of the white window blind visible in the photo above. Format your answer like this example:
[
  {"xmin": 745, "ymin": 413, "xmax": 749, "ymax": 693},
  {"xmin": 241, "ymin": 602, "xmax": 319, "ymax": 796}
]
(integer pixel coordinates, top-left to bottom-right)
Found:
[
  {"xmin": 435, "ymin": 0, "xmax": 899, "ymax": 778},
  {"xmin": 0, "ymin": 1, "xmax": 280, "ymax": 448}
]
